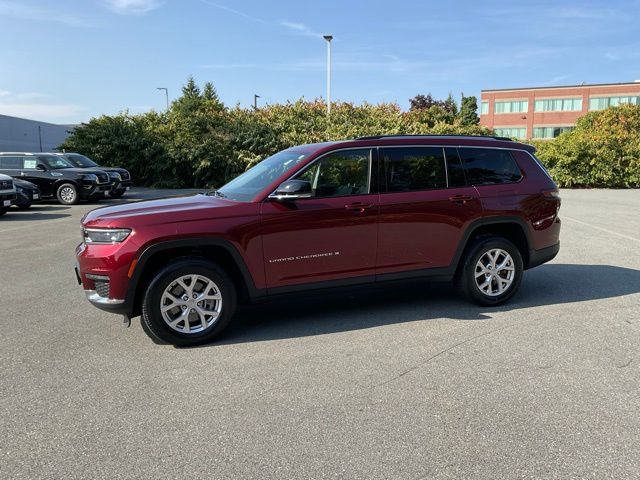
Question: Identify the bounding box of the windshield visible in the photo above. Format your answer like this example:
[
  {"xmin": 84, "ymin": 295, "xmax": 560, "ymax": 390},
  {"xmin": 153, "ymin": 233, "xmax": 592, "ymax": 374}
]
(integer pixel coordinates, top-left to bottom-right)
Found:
[
  {"xmin": 217, "ymin": 149, "xmax": 309, "ymax": 201},
  {"xmin": 65, "ymin": 154, "xmax": 97, "ymax": 168},
  {"xmin": 39, "ymin": 156, "xmax": 74, "ymax": 170}
]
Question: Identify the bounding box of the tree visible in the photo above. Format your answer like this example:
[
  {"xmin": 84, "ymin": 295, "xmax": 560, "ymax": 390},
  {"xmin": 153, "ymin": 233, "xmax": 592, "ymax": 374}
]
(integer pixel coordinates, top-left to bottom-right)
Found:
[
  {"xmin": 459, "ymin": 95, "xmax": 480, "ymax": 126},
  {"xmin": 442, "ymin": 93, "xmax": 458, "ymax": 116},
  {"xmin": 409, "ymin": 93, "xmax": 437, "ymax": 111}
]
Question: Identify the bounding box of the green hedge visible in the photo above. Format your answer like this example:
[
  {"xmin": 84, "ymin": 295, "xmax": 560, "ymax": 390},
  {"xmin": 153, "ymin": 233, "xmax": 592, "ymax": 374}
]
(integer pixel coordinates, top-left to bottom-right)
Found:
[
  {"xmin": 533, "ymin": 104, "xmax": 640, "ymax": 188},
  {"xmin": 60, "ymin": 79, "xmax": 640, "ymax": 189}
]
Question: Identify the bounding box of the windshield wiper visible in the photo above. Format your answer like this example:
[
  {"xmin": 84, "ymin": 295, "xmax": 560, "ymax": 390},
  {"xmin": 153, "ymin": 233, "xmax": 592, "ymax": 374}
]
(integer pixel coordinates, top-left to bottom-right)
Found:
[{"xmin": 206, "ymin": 189, "xmax": 226, "ymax": 198}]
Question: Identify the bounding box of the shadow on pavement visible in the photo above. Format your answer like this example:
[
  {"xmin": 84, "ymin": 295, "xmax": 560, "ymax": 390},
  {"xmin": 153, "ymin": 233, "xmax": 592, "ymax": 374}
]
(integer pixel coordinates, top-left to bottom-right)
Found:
[
  {"xmin": 3, "ymin": 211, "xmax": 71, "ymax": 221},
  {"xmin": 205, "ymin": 263, "xmax": 640, "ymax": 346}
]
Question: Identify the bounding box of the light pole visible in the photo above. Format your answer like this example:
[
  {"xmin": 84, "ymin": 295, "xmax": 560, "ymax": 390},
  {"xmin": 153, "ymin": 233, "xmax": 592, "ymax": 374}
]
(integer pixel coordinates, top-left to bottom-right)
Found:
[
  {"xmin": 323, "ymin": 35, "xmax": 333, "ymax": 115},
  {"xmin": 254, "ymin": 94, "xmax": 260, "ymax": 110},
  {"xmin": 156, "ymin": 87, "xmax": 169, "ymax": 110}
]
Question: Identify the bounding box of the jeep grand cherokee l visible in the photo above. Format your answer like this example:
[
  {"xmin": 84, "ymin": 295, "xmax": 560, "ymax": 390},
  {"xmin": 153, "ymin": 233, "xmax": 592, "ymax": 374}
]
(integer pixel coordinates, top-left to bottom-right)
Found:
[
  {"xmin": 0, "ymin": 153, "xmax": 112, "ymax": 204},
  {"xmin": 52, "ymin": 152, "xmax": 132, "ymax": 198},
  {"xmin": 75, "ymin": 135, "xmax": 561, "ymax": 346}
]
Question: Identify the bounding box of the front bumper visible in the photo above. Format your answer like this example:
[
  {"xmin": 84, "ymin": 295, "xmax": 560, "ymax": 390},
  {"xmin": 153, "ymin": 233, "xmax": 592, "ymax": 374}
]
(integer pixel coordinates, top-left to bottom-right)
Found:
[
  {"xmin": 1, "ymin": 191, "xmax": 17, "ymax": 207},
  {"xmin": 75, "ymin": 264, "xmax": 129, "ymax": 314},
  {"xmin": 15, "ymin": 189, "xmax": 41, "ymax": 206},
  {"xmin": 80, "ymin": 182, "xmax": 112, "ymax": 199}
]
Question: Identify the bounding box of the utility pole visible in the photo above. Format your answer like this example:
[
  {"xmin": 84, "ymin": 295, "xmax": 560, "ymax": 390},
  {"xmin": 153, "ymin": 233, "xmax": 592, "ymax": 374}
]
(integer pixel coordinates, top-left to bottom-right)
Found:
[
  {"xmin": 156, "ymin": 87, "xmax": 169, "ymax": 110},
  {"xmin": 323, "ymin": 35, "xmax": 333, "ymax": 115},
  {"xmin": 38, "ymin": 125, "xmax": 43, "ymax": 152},
  {"xmin": 253, "ymin": 94, "xmax": 260, "ymax": 110}
]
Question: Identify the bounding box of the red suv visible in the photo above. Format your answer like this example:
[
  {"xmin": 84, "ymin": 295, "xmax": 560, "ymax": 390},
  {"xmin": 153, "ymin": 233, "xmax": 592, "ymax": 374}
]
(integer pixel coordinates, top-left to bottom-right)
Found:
[{"xmin": 75, "ymin": 135, "xmax": 560, "ymax": 345}]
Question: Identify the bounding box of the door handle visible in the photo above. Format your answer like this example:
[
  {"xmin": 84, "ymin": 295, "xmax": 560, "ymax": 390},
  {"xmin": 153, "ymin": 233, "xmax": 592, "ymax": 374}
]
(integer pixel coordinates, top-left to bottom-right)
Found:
[
  {"xmin": 448, "ymin": 195, "xmax": 474, "ymax": 205},
  {"xmin": 345, "ymin": 202, "xmax": 374, "ymax": 213}
]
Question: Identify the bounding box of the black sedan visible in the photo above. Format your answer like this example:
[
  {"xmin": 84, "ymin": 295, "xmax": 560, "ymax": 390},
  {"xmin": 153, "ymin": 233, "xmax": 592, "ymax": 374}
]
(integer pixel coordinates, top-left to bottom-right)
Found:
[{"xmin": 13, "ymin": 178, "xmax": 41, "ymax": 209}]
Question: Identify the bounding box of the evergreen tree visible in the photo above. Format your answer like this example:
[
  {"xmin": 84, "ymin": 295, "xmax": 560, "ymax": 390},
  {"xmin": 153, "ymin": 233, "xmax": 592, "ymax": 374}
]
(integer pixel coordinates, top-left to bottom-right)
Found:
[
  {"xmin": 182, "ymin": 75, "xmax": 201, "ymax": 98},
  {"xmin": 459, "ymin": 95, "xmax": 480, "ymax": 126}
]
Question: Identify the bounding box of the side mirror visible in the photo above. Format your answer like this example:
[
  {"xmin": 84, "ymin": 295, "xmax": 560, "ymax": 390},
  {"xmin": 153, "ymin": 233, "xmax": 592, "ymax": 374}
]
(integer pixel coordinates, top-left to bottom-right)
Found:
[
  {"xmin": 36, "ymin": 164, "xmax": 46, "ymax": 171},
  {"xmin": 269, "ymin": 179, "xmax": 312, "ymax": 201}
]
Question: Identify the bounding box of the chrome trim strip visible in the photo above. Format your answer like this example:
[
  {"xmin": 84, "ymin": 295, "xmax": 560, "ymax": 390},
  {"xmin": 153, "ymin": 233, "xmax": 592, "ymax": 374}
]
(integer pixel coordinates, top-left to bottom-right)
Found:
[{"xmin": 84, "ymin": 290, "xmax": 124, "ymax": 305}]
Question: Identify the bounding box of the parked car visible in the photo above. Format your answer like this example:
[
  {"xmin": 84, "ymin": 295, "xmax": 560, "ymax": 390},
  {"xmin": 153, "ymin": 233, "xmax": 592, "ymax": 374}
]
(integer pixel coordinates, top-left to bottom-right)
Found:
[
  {"xmin": 13, "ymin": 178, "xmax": 41, "ymax": 209},
  {"xmin": 75, "ymin": 135, "xmax": 561, "ymax": 346},
  {"xmin": 53, "ymin": 152, "xmax": 132, "ymax": 198},
  {"xmin": 0, "ymin": 173, "xmax": 17, "ymax": 216},
  {"xmin": 0, "ymin": 153, "xmax": 112, "ymax": 205}
]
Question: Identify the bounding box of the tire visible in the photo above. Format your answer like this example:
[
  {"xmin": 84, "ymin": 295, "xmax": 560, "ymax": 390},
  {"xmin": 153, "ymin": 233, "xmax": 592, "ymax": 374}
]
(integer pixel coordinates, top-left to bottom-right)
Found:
[
  {"xmin": 142, "ymin": 258, "xmax": 237, "ymax": 346},
  {"xmin": 56, "ymin": 183, "xmax": 79, "ymax": 205},
  {"xmin": 456, "ymin": 235, "xmax": 523, "ymax": 306},
  {"xmin": 16, "ymin": 203, "xmax": 31, "ymax": 210},
  {"xmin": 0, "ymin": 207, "xmax": 8, "ymax": 216},
  {"xmin": 110, "ymin": 190, "xmax": 125, "ymax": 199}
]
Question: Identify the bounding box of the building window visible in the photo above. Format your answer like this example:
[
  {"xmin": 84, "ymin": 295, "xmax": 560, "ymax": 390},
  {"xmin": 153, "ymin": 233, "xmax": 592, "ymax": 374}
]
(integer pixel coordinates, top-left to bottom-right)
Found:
[
  {"xmin": 532, "ymin": 126, "xmax": 575, "ymax": 139},
  {"xmin": 481, "ymin": 101, "xmax": 489, "ymax": 115},
  {"xmin": 589, "ymin": 96, "xmax": 640, "ymax": 110},
  {"xmin": 534, "ymin": 98, "xmax": 582, "ymax": 112},
  {"xmin": 494, "ymin": 100, "xmax": 528, "ymax": 114},
  {"xmin": 494, "ymin": 127, "xmax": 527, "ymax": 139}
]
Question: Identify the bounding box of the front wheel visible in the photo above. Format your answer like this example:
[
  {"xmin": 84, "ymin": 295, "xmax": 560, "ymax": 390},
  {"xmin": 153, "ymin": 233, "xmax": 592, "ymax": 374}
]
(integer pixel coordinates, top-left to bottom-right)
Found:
[
  {"xmin": 0, "ymin": 207, "xmax": 8, "ymax": 216},
  {"xmin": 110, "ymin": 189, "xmax": 125, "ymax": 199},
  {"xmin": 16, "ymin": 203, "xmax": 31, "ymax": 210},
  {"xmin": 56, "ymin": 183, "xmax": 79, "ymax": 205},
  {"xmin": 142, "ymin": 259, "xmax": 237, "ymax": 346},
  {"xmin": 456, "ymin": 236, "xmax": 523, "ymax": 306}
]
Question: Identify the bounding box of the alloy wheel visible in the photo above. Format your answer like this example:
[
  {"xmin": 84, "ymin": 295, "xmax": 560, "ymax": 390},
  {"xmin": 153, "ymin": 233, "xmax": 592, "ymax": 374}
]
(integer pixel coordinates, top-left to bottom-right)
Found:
[
  {"xmin": 474, "ymin": 248, "xmax": 515, "ymax": 297},
  {"xmin": 160, "ymin": 274, "xmax": 223, "ymax": 334}
]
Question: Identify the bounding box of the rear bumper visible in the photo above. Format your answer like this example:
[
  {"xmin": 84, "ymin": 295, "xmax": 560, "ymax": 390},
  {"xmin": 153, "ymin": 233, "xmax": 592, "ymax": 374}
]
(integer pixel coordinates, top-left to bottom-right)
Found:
[{"xmin": 527, "ymin": 242, "xmax": 559, "ymax": 270}]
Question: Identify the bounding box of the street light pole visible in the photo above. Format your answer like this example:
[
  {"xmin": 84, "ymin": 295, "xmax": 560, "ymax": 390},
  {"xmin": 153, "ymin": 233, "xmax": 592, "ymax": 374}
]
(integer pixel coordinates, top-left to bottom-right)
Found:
[
  {"xmin": 254, "ymin": 94, "xmax": 260, "ymax": 110},
  {"xmin": 323, "ymin": 35, "xmax": 333, "ymax": 115},
  {"xmin": 156, "ymin": 87, "xmax": 169, "ymax": 110}
]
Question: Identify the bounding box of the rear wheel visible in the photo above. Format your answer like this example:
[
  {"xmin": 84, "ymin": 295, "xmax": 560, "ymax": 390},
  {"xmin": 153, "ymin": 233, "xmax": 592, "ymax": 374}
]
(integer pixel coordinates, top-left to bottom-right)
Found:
[
  {"xmin": 456, "ymin": 236, "xmax": 523, "ymax": 306},
  {"xmin": 56, "ymin": 183, "xmax": 79, "ymax": 205},
  {"xmin": 142, "ymin": 259, "xmax": 237, "ymax": 346}
]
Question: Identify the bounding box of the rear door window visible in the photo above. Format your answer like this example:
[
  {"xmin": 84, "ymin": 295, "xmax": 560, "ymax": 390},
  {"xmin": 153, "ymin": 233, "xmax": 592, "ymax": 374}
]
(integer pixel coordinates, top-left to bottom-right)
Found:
[
  {"xmin": 458, "ymin": 148, "xmax": 522, "ymax": 185},
  {"xmin": 0, "ymin": 156, "xmax": 22, "ymax": 169},
  {"xmin": 381, "ymin": 147, "xmax": 447, "ymax": 192}
]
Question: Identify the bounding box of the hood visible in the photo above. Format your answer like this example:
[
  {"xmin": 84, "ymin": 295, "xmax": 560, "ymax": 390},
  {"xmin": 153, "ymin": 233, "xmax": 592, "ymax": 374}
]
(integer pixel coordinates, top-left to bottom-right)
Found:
[
  {"xmin": 82, "ymin": 193, "xmax": 242, "ymax": 228},
  {"xmin": 55, "ymin": 167, "xmax": 105, "ymax": 175}
]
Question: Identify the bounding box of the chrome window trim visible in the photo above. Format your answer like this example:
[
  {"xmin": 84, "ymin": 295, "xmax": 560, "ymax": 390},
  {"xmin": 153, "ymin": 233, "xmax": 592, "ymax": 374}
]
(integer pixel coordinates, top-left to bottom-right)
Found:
[{"xmin": 273, "ymin": 146, "xmax": 375, "ymax": 199}]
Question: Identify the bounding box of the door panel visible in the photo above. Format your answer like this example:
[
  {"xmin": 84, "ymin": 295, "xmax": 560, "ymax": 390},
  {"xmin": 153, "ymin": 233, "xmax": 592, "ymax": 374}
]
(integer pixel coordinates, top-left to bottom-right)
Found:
[
  {"xmin": 260, "ymin": 148, "xmax": 378, "ymax": 289},
  {"xmin": 377, "ymin": 187, "xmax": 481, "ymax": 272},
  {"xmin": 261, "ymin": 195, "xmax": 379, "ymax": 288},
  {"xmin": 20, "ymin": 157, "xmax": 52, "ymax": 196},
  {"xmin": 376, "ymin": 146, "xmax": 482, "ymax": 273}
]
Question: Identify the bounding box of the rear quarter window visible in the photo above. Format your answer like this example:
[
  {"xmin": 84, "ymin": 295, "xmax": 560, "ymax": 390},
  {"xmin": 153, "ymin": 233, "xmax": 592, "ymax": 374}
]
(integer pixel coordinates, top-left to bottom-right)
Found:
[{"xmin": 458, "ymin": 148, "xmax": 522, "ymax": 185}]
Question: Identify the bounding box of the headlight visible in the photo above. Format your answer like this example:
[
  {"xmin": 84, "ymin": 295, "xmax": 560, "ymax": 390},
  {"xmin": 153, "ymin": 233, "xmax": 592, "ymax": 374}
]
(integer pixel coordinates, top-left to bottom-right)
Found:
[
  {"xmin": 109, "ymin": 172, "xmax": 122, "ymax": 180},
  {"xmin": 83, "ymin": 228, "xmax": 131, "ymax": 244},
  {"xmin": 82, "ymin": 174, "xmax": 98, "ymax": 182}
]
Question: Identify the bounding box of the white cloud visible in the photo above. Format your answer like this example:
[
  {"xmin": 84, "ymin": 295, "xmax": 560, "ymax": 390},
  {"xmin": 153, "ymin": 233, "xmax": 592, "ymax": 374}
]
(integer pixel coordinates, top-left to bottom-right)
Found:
[
  {"xmin": 0, "ymin": 102, "xmax": 85, "ymax": 121},
  {"xmin": 280, "ymin": 20, "xmax": 323, "ymax": 38},
  {"xmin": 103, "ymin": 0, "xmax": 163, "ymax": 15},
  {"xmin": 0, "ymin": 0, "xmax": 92, "ymax": 26},
  {"xmin": 0, "ymin": 90, "xmax": 83, "ymax": 122}
]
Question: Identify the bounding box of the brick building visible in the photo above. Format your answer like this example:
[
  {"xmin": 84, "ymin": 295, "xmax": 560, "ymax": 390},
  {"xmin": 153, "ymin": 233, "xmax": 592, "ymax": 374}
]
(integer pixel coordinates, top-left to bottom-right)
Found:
[{"xmin": 480, "ymin": 81, "xmax": 640, "ymax": 140}]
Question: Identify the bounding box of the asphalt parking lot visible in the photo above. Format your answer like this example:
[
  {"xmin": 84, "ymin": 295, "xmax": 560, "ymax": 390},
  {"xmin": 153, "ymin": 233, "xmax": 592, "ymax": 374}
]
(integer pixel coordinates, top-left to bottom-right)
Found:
[{"xmin": 1, "ymin": 188, "xmax": 639, "ymax": 479}]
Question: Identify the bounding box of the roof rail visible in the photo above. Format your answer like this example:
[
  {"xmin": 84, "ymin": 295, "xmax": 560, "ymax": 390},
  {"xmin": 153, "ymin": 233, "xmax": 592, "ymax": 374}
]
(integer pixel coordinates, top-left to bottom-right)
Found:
[{"xmin": 354, "ymin": 134, "xmax": 515, "ymax": 142}]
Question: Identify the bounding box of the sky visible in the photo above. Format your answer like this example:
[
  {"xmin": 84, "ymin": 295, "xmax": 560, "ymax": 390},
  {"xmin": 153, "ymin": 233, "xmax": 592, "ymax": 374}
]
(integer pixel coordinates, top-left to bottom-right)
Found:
[{"xmin": 0, "ymin": 0, "xmax": 639, "ymax": 124}]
